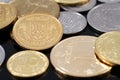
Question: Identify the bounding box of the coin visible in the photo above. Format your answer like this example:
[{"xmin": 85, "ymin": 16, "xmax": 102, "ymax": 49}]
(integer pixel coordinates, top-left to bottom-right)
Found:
[
  {"xmin": 87, "ymin": 3, "xmax": 120, "ymax": 32},
  {"xmin": 12, "ymin": 13, "xmax": 63, "ymax": 50},
  {"xmin": 61, "ymin": 0, "xmax": 96, "ymax": 12},
  {"xmin": 0, "ymin": 0, "xmax": 11, "ymax": 3},
  {"xmin": 98, "ymin": 0, "xmax": 120, "ymax": 3},
  {"xmin": 59, "ymin": 11, "xmax": 87, "ymax": 34},
  {"xmin": 50, "ymin": 36, "xmax": 111, "ymax": 77},
  {"xmin": 95, "ymin": 31, "xmax": 120, "ymax": 66},
  {"xmin": 10, "ymin": 0, "xmax": 60, "ymax": 18},
  {"xmin": 0, "ymin": 45, "xmax": 5, "ymax": 66},
  {"xmin": 7, "ymin": 50, "xmax": 49, "ymax": 78},
  {"xmin": 0, "ymin": 3, "xmax": 17, "ymax": 30}
]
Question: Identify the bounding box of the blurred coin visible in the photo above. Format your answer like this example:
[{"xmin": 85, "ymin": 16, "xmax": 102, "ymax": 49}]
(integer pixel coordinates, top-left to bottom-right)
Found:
[
  {"xmin": 61, "ymin": 0, "xmax": 96, "ymax": 12},
  {"xmin": 87, "ymin": 3, "xmax": 120, "ymax": 32},
  {"xmin": 95, "ymin": 31, "xmax": 120, "ymax": 66},
  {"xmin": 50, "ymin": 36, "xmax": 112, "ymax": 77},
  {"xmin": 7, "ymin": 50, "xmax": 49, "ymax": 78},
  {"xmin": 59, "ymin": 11, "xmax": 87, "ymax": 34},
  {"xmin": 98, "ymin": 0, "xmax": 120, "ymax": 3},
  {"xmin": 12, "ymin": 13, "xmax": 63, "ymax": 50},
  {"xmin": 0, "ymin": 0, "xmax": 11, "ymax": 3},
  {"xmin": 0, "ymin": 45, "xmax": 5, "ymax": 66},
  {"xmin": 10, "ymin": 0, "xmax": 60, "ymax": 18},
  {"xmin": 0, "ymin": 3, "xmax": 17, "ymax": 30}
]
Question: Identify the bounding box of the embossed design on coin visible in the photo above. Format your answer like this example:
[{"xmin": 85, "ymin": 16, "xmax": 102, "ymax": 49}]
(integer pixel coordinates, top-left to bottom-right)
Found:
[
  {"xmin": 12, "ymin": 14, "xmax": 63, "ymax": 50},
  {"xmin": 10, "ymin": 0, "xmax": 60, "ymax": 18},
  {"xmin": 7, "ymin": 50, "xmax": 49, "ymax": 77},
  {"xmin": 50, "ymin": 36, "xmax": 111, "ymax": 77},
  {"xmin": 0, "ymin": 45, "xmax": 5, "ymax": 66},
  {"xmin": 0, "ymin": 3, "xmax": 17, "ymax": 29}
]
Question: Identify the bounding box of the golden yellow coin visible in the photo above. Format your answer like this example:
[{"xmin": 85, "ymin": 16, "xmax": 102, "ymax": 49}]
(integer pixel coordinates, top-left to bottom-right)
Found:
[
  {"xmin": 54, "ymin": 0, "xmax": 89, "ymax": 5},
  {"xmin": 0, "ymin": 2, "xmax": 17, "ymax": 30},
  {"xmin": 95, "ymin": 31, "xmax": 120, "ymax": 66},
  {"xmin": 9, "ymin": 0, "xmax": 60, "ymax": 18},
  {"xmin": 7, "ymin": 50, "xmax": 49, "ymax": 78},
  {"xmin": 12, "ymin": 13, "xmax": 63, "ymax": 50}
]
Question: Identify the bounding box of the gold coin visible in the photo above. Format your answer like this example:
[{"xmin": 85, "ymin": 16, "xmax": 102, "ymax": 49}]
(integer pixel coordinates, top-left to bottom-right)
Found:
[
  {"xmin": 9, "ymin": 0, "xmax": 60, "ymax": 18},
  {"xmin": 12, "ymin": 13, "xmax": 63, "ymax": 50},
  {"xmin": 0, "ymin": 2, "xmax": 17, "ymax": 30},
  {"xmin": 95, "ymin": 31, "xmax": 120, "ymax": 66},
  {"xmin": 54, "ymin": 0, "xmax": 89, "ymax": 5},
  {"xmin": 7, "ymin": 50, "xmax": 49, "ymax": 78},
  {"xmin": 50, "ymin": 36, "xmax": 111, "ymax": 77}
]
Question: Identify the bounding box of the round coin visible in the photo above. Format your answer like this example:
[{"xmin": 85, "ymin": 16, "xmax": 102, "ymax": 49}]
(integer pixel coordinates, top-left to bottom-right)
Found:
[
  {"xmin": 7, "ymin": 50, "xmax": 49, "ymax": 78},
  {"xmin": 98, "ymin": 0, "xmax": 120, "ymax": 3},
  {"xmin": 12, "ymin": 13, "xmax": 63, "ymax": 50},
  {"xmin": 50, "ymin": 36, "xmax": 111, "ymax": 77},
  {"xmin": 87, "ymin": 3, "xmax": 120, "ymax": 32},
  {"xmin": 10, "ymin": 0, "xmax": 60, "ymax": 18},
  {"xmin": 61, "ymin": 0, "xmax": 96, "ymax": 12},
  {"xmin": 95, "ymin": 31, "xmax": 120, "ymax": 65},
  {"xmin": 0, "ymin": 3, "xmax": 17, "ymax": 30},
  {"xmin": 0, "ymin": 45, "xmax": 5, "ymax": 66},
  {"xmin": 59, "ymin": 11, "xmax": 87, "ymax": 34}
]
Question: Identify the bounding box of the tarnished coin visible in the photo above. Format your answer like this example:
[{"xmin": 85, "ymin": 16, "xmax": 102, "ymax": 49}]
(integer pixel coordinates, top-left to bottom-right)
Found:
[
  {"xmin": 7, "ymin": 50, "xmax": 49, "ymax": 78},
  {"xmin": 12, "ymin": 13, "xmax": 63, "ymax": 50},
  {"xmin": 98, "ymin": 0, "xmax": 120, "ymax": 3},
  {"xmin": 61, "ymin": 0, "xmax": 96, "ymax": 12},
  {"xmin": 87, "ymin": 3, "xmax": 120, "ymax": 32},
  {"xmin": 10, "ymin": 0, "xmax": 60, "ymax": 18},
  {"xmin": 0, "ymin": 45, "xmax": 5, "ymax": 66},
  {"xmin": 95, "ymin": 31, "xmax": 120, "ymax": 66},
  {"xmin": 59, "ymin": 11, "xmax": 87, "ymax": 34},
  {"xmin": 50, "ymin": 36, "xmax": 111, "ymax": 77},
  {"xmin": 0, "ymin": 3, "xmax": 17, "ymax": 30},
  {"xmin": 0, "ymin": 0, "xmax": 11, "ymax": 3},
  {"xmin": 54, "ymin": 0, "xmax": 89, "ymax": 5}
]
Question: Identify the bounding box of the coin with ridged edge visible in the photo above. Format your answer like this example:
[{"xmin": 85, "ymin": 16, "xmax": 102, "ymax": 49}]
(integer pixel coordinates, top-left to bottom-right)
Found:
[
  {"xmin": 50, "ymin": 36, "xmax": 111, "ymax": 77},
  {"xmin": 0, "ymin": 2, "xmax": 17, "ymax": 30},
  {"xmin": 95, "ymin": 31, "xmax": 120, "ymax": 66},
  {"xmin": 10, "ymin": 0, "xmax": 60, "ymax": 18},
  {"xmin": 12, "ymin": 13, "xmax": 63, "ymax": 50},
  {"xmin": 7, "ymin": 50, "xmax": 49, "ymax": 78},
  {"xmin": 0, "ymin": 45, "xmax": 5, "ymax": 66},
  {"xmin": 98, "ymin": 0, "xmax": 120, "ymax": 3}
]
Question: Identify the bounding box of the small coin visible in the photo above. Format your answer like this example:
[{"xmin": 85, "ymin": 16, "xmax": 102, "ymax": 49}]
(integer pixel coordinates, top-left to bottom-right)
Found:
[
  {"xmin": 0, "ymin": 3, "xmax": 17, "ymax": 30},
  {"xmin": 61, "ymin": 0, "xmax": 96, "ymax": 12},
  {"xmin": 95, "ymin": 31, "xmax": 120, "ymax": 66},
  {"xmin": 0, "ymin": 0, "xmax": 11, "ymax": 3},
  {"xmin": 10, "ymin": 0, "xmax": 60, "ymax": 18},
  {"xmin": 7, "ymin": 50, "xmax": 49, "ymax": 77},
  {"xmin": 12, "ymin": 13, "xmax": 63, "ymax": 50},
  {"xmin": 87, "ymin": 3, "xmax": 120, "ymax": 32},
  {"xmin": 59, "ymin": 11, "xmax": 87, "ymax": 34},
  {"xmin": 0, "ymin": 45, "xmax": 5, "ymax": 66},
  {"xmin": 50, "ymin": 36, "xmax": 111, "ymax": 77},
  {"xmin": 98, "ymin": 0, "xmax": 120, "ymax": 3}
]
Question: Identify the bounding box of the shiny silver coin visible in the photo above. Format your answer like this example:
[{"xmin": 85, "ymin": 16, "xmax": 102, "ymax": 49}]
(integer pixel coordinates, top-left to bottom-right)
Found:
[
  {"xmin": 0, "ymin": 45, "xmax": 5, "ymax": 66},
  {"xmin": 59, "ymin": 11, "xmax": 87, "ymax": 34},
  {"xmin": 0, "ymin": 0, "xmax": 11, "ymax": 3},
  {"xmin": 98, "ymin": 0, "xmax": 120, "ymax": 3},
  {"xmin": 87, "ymin": 3, "xmax": 120, "ymax": 32},
  {"xmin": 60, "ymin": 0, "xmax": 96, "ymax": 12}
]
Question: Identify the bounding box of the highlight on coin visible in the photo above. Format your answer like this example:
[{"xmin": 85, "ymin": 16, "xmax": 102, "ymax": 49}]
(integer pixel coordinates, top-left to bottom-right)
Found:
[
  {"xmin": 7, "ymin": 50, "xmax": 49, "ymax": 78},
  {"xmin": 0, "ymin": 45, "xmax": 5, "ymax": 66}
]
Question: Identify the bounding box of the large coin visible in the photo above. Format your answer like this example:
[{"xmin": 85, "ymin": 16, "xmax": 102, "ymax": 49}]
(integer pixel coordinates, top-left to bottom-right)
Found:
[
  {"xmin": 98, "ymin": 0, "xmax": 120, "ymax": 3},
  {"xmin": 12, "ymin": 13, "xmax": 63, "ymax": 50},
  {"xmin": 87, "ymin": 3, "xmax": 120, "ymax": 32},
  {"xmin": 95, "ymin": 31, "xmax": 120, "ymax": 66},
  {"xmin": 10, "ymin": 0, "xmax": 60, "ymax": 18},
  {"xmin": 0, "ymin": 45, "xmax": 5, "ymax": 66},
  {"xmin": 61, "ymin": 0, "xmax": 96, "ymax": 12},
  {"xmin": 7, "ymin": 50, "xmax": 49, "ymax": 78},
  {"xmin": 59, "ymin": 11, "xmax": 87, "ymax": 34},
  {"xmin": 0, "ymin": 3, "xmax": 17, "ymax": 30},
  {"xmin": 50, "ymin": 36, "xmax": 111, "ymax": 77}
]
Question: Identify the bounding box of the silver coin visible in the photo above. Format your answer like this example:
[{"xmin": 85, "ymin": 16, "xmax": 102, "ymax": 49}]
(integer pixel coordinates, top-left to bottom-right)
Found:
[
  {"xmin": 0, "ymin": 45, "xmax": 5, "ymax": 66},
  {"xmin": 0, "ymin": 0, "xmax": 11, "ymax": 3},
  {"xmin": 98, "ymin": 0, "xmax": 120, "ymax": 3},
  {"xmin": 59, "ymin": 11, "xmax": 87, "ymax": 34},
  {"xmin": 60, "ymin": 0, "xmax": 96, "ymax": 12},
  {"xmin": 87, "ymin": 3, "xmax": 120, "ymax": 32}
]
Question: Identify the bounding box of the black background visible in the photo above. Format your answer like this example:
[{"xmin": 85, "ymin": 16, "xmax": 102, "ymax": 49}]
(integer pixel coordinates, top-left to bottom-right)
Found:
[{"xmin": 0, "ymin": 0, "xmax": 120, "ymax": 80}]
